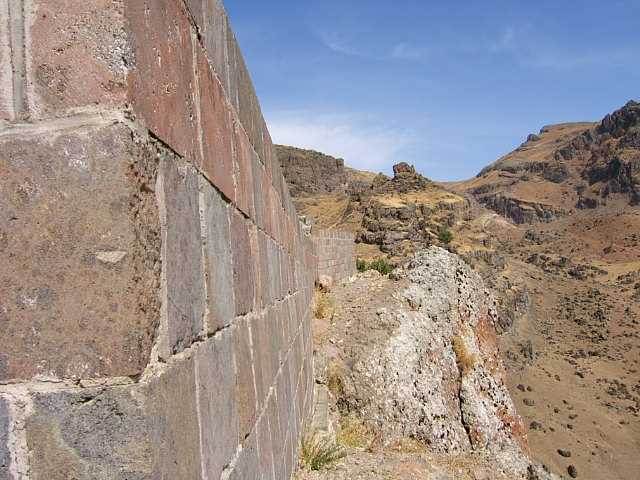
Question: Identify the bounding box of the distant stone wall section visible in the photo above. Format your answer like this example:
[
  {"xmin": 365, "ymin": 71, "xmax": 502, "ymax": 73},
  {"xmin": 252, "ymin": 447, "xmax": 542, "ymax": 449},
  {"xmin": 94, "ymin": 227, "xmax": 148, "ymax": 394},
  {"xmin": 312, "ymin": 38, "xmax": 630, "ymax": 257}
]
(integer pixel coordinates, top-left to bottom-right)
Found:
[
  {"xmin": 311, "ymin": 228, "xmax": 357, "ymax": 282},
  {"xmin": 0, "ymin": 1, "xmax": 330, "ymax": 479}
]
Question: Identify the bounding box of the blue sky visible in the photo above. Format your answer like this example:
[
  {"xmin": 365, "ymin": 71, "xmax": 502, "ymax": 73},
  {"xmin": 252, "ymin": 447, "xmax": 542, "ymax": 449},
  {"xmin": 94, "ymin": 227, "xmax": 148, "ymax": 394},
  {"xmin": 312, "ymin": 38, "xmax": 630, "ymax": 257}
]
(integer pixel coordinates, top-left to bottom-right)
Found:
[{"xmin": 224, "ymin": 0, "xmax": 640, "ymax": 181}]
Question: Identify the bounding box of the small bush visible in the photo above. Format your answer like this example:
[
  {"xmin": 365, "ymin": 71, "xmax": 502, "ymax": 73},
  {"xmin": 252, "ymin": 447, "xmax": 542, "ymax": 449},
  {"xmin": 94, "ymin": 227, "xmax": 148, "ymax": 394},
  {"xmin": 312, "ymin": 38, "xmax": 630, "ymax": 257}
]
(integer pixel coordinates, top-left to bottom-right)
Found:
[
  {"xmin": 314, "ymin": 289, "xmax": 335, "ymax": 319},
  {"xmin": 326, "ymin": 363, "xmax": 345, "ymax": 397},
  {"xmin": 439, "ymin": 229, "xmax": 454, "ymax": 245},
  {"xmin": 300, "ymin": 433, "xmax": 345, "ymax": 471},
  {"xmin": 355, "ymin": 258, "xmax": 395, "ymax": 275},
  {"xmin": 452, "ymin": 334, "xmax": 476, "ymax": 372}
]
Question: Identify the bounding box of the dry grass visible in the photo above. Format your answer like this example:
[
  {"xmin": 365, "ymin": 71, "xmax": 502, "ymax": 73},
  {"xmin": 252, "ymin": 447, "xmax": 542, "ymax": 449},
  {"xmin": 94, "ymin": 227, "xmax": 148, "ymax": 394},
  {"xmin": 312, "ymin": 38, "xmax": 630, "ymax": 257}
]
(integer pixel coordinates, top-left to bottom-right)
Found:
[
  {"xmin": 452, "ymin": 334, "xmax": 477, "ymax": 372},
  {"xmin": 325, "ymin": 362, "xmax": 345, "ymax": 398},
  {"xmin": 336, "ymin": 414, "xmax": 376, "ymax": 449},
  {"xmin": 300, "ymin": 432, "xmax": 345, "ymax": 471},
  {"xmin": 389, "ymin": 437, "xmax": 427, "ymax": 454},
  {"xmin": 314, "ymin": 288, "xmax": 335, "ymax": 319}
]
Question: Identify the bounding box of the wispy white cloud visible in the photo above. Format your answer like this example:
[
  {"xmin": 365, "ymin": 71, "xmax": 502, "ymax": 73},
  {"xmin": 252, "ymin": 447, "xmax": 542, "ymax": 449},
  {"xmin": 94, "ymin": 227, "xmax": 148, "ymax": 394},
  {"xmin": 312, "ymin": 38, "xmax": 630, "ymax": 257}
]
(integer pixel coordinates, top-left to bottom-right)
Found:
[
  {"xmin": 266, "ymin": 110, "xmax": 416, "ymax": 172},
  {"xmin": 488, "ymin": 25, "xmax": 637, "ymax": 70},
  {"xmin": 315, "ymin": 29, "xmax": 362, "ymax": 57},
  {"xmin": 391, "ymin": 42, "xmax": 434, "ymax": 61}
]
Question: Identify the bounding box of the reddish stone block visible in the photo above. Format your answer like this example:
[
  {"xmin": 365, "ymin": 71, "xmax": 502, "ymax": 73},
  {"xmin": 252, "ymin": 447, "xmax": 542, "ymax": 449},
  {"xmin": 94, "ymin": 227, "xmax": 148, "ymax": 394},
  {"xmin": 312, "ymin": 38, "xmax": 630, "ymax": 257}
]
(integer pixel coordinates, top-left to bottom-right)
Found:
[
  {"xmin": 197, "ymin": 46, "xmax": 235, "ymax": 202},
  {"xmin": 0, "ymin": 124, "xmax": 160, "ymax": 381},
  {"xmin": 233, "ymin": 121, "xmax": 256, "ymax": 219},
  {"xmin": 230, "ymin": 211, "xmax": 255, "ymax": 315},
  {"xmin": 200, "ymin": 0, "xmax": 230, "ymax": 95},
  {"xmin": 126, "ymin": 0, "xmax": 200, "ymax": 165},
  {"xmin": 27, "ymin": 0, "xmax": 129, "ymax": 117}
]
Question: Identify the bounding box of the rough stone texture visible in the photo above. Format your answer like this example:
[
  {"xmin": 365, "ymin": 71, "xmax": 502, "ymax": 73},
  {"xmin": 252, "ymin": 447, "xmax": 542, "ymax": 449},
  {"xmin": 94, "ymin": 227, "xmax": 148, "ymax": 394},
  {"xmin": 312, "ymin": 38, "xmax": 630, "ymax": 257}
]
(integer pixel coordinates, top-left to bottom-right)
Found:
[
  {"xmin": 0, "ymin": 397, "xmax": 9, "ymax": 480},
  {"xmin": 311, "ymin": 228, "xmax": 356, "ymax": 283},
  {"xmin": 126, "ymin": 0, "xmax": 200, "ymax": 165},
  {"xmin": 195, "ymin": 331, "xmax": 238, "ymax": 478},
  {"xmin": 230, "ymin": 211, "xmax": 256, "ymax": 316},
  {"xmin": 0, "ymin": 123, "xmax": 160, "ymax": 381},
  {"xmin": 325, "ymin": 248, "xmax": 531, "ymax": 477},
  {"xmin": 26, "ymin": 0, "xmax": 130, "ymax": 117},
  {"xmin": 159, "ymin": 156, "xmax": 205, "ymax": 356},
  {"xmin": 197, "ymin": 47, "xmax": 235, "ymax": 202},
  {"xmin": 199, "ymin": 177, "xmax": 235, "ymax": 332},
  {"xmin": 0, "ymin": 2, "xmax": 12, "ymax": 121},
  {"xmin": 26, "ymin": 386, "xmax": 153, "ymax": 479},
  {"xmin": 276, "ymin": 145, "xmax": 348, "ymax": 197},
  {"xmin": 234, "ymin": 317, "xmax": 258, "ymax": 440},
  {"xmin": 1, "ymin": 0, "xmax": 329, "ymax": 478}
]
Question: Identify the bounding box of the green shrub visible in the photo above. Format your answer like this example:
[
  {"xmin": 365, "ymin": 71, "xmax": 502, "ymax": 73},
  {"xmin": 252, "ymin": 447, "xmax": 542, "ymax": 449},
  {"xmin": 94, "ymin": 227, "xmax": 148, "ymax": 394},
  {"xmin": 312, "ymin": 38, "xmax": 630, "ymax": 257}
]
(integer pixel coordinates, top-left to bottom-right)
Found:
[
  {"xmin": 355, "ymin": 258, "xmax": 394, "ymax": 275},
  {"xmin": 438, "ymin": 229, "xmax": 454, "ymax": 245},
  {"xmin": 300, "ymin": 433, "xmax": 345, "ymax": 471},
  {"xmin": 356, "ymin": 258, "xmax": 367, "ymax": 272}
]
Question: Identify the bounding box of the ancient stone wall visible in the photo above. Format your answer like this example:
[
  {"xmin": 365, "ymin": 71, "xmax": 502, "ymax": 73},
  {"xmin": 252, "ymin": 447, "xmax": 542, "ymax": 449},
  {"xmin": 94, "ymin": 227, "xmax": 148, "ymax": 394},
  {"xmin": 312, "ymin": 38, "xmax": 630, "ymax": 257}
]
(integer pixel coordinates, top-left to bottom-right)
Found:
[
  {"xmin": 311, "ymin": 229, "xmax": 357, "ymax": 283},
  {"xmin": 0, "ymin": 1, "xmax": 354, "ymax": 478}
]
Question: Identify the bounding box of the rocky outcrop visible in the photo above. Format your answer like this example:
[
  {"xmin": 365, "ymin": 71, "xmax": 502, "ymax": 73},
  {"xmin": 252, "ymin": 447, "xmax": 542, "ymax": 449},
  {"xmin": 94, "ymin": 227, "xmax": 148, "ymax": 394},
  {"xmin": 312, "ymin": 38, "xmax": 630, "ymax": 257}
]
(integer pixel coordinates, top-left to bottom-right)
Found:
[
  {"xmin": 479, "ymin": 194, "xmax": 562, "ymax": 224},
  {"xmin": 321, "ymin": 248, "xmax": 556, "ymax": 478},
  {"xmin": 276, "ymin": 145, "xmax": 348, "ymax": 197},
  {"xmin": 370, "ymin": 162, "xmax": 432, "ymax": 194}
]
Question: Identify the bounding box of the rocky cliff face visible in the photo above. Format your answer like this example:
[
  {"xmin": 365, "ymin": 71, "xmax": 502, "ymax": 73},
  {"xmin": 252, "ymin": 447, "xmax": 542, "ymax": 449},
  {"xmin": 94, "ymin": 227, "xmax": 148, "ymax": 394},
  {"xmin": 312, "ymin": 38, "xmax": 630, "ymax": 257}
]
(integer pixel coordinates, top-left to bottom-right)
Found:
[
  {"xmin": 276, "ymin": 145, "xmax": 348, "ymax": 197},
  {"xmin": 311, "ymin": 247, "xmax": 558, "ymax": 479}
]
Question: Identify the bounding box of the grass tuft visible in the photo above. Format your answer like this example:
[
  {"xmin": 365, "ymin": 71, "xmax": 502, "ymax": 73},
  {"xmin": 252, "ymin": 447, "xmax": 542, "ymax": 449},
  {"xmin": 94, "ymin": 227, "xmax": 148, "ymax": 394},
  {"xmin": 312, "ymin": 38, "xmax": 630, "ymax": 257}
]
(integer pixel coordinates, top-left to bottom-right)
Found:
[
  {"xmin": 314, "ymin": 288, "xmax": 335, "ymax": 319},
  {"xmin": 336, "ymin": 414, "xmax": 376, "ymax": 449},
  {"xmin": 300, "ymin": 432, "xmax": 345, "ymax": 471}
]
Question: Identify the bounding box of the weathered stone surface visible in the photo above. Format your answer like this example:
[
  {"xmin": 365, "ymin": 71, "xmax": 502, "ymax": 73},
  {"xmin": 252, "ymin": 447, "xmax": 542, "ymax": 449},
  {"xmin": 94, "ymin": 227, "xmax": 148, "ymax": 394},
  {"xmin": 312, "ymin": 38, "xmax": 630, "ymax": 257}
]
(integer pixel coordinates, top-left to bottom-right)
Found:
[
  {"xmin": 0, "ymin": 2, "xmax": 12, "ymax": 121},
  {"xmin": 26, "ymin": 386, "xmax": 153, "ymax": 479},
  {"xmin": 199, "ymin": 0, "xmax": 230, "ymax": 95},
  {"xmin": 250, "ymin": 313, "xmax": 274, "ymax": 408},
  {"xmin": 195, "ymin": 332, "xmax": 238, "ymax": 478},
  {"xmin": 197, "ymin": 46, "xmax": 235, "ymax": 202},
  {"xmin": 27, "ymin": 0, "xmax": 130, "ymax": 117},
  {"xmin": 233, "ymin": 317, "xmax": 257, "ymax": 440},
  {"xmin": 0, "ymin": 123, "xmax": 160, "ymax": 381},
  {"xmin": 0, "ymin": 397, "xmax": 10, "ymax": 480},
  {"xmin": 228, "ymin": 431, "xmax": 259, "ymax": 480},
  {"xmin": 233, "ymin": 122, "xmax": 256, "ymax": 219},
  {"xmin": 230, "ymin": 211, "xmax": 255, "ymax": 315},
  {"xmin": 145, "ymin": 357, "xmax": 202, "ymax": 480},
  {"xmin": 126, "ymin": 0, "xmax": 200, "ymax": 165},
  {"xmin": 159, "ymin": 156, "xmax": 205, "ymax": 355},
  {"xmin": 199, "ymin": 177, "xmax": 235, "ymax": 332},
  {"xmin": 256, "ymin": 415, "xmax": 275, "ymax": 480}
]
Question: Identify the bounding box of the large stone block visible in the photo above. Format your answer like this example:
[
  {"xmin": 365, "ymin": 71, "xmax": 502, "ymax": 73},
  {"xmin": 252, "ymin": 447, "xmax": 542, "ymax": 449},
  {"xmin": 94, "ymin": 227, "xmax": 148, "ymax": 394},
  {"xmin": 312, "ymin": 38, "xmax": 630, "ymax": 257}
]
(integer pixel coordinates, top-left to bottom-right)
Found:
[
  {"xmin": 249, "ymin": 313, "xmax": 272, "ymax": 409},
  {"xmin": 26, "ymin": 386, "xmax": 153, "ymax": 479},
  {"xmin": 233, "ymin": 121, "xmax": 256, "ymax": 220},
  {"xmin": 158, "ymin": 156, "xmax": 205, "ymax": 356},
  {"xmin": 126, "ymin": 0, "xmax": 200, "ymax": 165},
  {"xmin": 230, "ymin": 211, "xmax": 255, "ymax": 315},
  {"xmin": 26, "ymin": 0, "xmax": 129, "ymax": 117},
  {"xmin": 0, "ymin": 123, "xmax": 160, "ymax": 381},
  {"xmin": 256, "ymin": 415, "xmax": 275, "ymax": 480},
  {"xmin": 195, "ymin": 332, "xmax": 238, "ymax": 478},
  {"xmin": 196, "ymin": 46, "xmax": 235, "ymax": 202},
  {"xmin": 0, "ymin": 397, "xmax": 10, "ymax": 480},
  {"xmin": 228, "ymin": 431, "xmax": 259, "ymax": 480},
  {"xmin": 199, "ymin": 177, "xmax": 235, "ymax": 333},
  {"xmin": 26, "ymin": 357, "xmax": 201, "ymax": 480},
  {"xmin": 233, "ymin": 317, "xmax": 257, "ymax": 440},
  {"xmin": 0, "ymin": 2, "xmax": 12, "ymax": 121}
]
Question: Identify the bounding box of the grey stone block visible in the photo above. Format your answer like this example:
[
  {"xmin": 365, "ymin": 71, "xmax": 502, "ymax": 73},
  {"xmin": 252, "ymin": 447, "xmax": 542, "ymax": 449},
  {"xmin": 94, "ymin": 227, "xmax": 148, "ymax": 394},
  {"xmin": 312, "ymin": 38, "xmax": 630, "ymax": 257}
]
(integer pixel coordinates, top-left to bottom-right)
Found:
[
  {"xmin": 256, "ymin": 415, "xmax": 275, "ymax": 480},
  {"xmin": 26, "ymin": 386, "xmax": 153, "ymax": 480},
  {"xmin": 159, "ymin": 156, "xmax": 206, "ymax": 355},
  {"xmin": 233, "ymin": 318, "xmax": 257, "ymax": 439},
  {"xmin": 0, "ymin": 397, "xmax": 10, "ymax": 480},
  {"xmin": 228, "ymin": 431, "xmax": 259, "ymax": 480},
  {"xmin": 199, "ymin": 178, "xmax": 235, "ymax": 332},
  {"xmin": 195, "ymin": 332, "xmax": 238, "ymax": 478}
]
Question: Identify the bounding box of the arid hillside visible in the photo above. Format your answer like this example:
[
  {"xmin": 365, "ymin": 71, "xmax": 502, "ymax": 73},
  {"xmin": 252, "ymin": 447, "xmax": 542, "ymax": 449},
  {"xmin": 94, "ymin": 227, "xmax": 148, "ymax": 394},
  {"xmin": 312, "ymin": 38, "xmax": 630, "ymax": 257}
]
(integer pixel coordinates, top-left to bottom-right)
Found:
[{"xmin": 279, "ymin": 100, "xmax": 640, "ymax": 480}]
